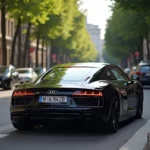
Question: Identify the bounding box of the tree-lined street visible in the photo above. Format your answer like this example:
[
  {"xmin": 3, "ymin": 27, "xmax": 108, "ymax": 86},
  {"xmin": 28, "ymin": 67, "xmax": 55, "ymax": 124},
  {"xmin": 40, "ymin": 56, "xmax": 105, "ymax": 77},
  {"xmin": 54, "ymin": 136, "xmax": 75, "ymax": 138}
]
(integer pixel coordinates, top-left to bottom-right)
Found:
[
  {"xmin": 0, "ymin": 88, "xmax": 150, "ymax": 150},
  {"xmin": 0, "ymin": 0, "xmax": 98, "ymax": 67}
]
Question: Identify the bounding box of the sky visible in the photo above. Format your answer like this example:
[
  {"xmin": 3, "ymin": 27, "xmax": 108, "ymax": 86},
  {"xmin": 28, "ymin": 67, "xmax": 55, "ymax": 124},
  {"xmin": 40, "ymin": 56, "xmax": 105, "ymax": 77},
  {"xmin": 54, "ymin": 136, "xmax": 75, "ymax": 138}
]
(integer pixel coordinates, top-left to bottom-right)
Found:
[{"xmin": 80, "ymin": 0, "xmax": 113, "ymax": 39}]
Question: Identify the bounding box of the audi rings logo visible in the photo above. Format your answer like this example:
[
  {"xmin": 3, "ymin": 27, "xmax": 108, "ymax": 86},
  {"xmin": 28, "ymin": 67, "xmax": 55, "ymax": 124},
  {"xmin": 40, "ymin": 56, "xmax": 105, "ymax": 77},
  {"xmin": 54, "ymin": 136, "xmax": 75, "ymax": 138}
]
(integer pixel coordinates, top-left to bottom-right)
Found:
[{"xmin": 47, "ymin": 90, "xmax": 56, "ymax": 94}]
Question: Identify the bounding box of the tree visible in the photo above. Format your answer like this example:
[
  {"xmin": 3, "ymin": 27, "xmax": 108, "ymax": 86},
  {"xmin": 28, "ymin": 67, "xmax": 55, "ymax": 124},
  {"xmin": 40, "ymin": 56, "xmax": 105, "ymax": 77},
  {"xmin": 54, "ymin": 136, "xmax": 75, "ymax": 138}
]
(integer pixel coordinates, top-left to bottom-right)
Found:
[
  {"xmin": 31, "ymin": 0, "xmax": 98, "ymax": 66},
  {"xmin": 114, "ymin": 0, "xmax": 150, "ymax": 11},
  {"xmin": 105, "ymin": 5, "xmax": 150, "ymax": 64},
  {"xmin": 7, "ymin": 0, "xmax": 63, "ymax": 66},
  {"xmin": 0, "ymin": 0, "xmax": 7, "ymax": 65}
]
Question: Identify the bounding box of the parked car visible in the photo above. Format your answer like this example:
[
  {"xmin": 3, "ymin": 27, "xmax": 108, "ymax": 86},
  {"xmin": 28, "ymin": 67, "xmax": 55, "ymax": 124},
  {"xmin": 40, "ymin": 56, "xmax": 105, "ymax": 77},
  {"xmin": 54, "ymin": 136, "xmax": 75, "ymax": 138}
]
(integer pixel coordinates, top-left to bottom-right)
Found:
[
  {"xmin": 34, "ymin": 67, "xmax": 46, "ymax": 76},
  {"xmin": 135, "ymin": 61, "xmax": 150, "ymax": 85},
  {"xmin": 0, "ymin": 65, "xmax": 19, "ymax": 90},
  {"xmin": 17, "ymin": 68, "xmax": 38, "ymax": 83},
  {"xmin": 124, "ymin": 68, "xmax": 130, "ymax": 76},
  {"xmin": 11, "ymin": 63, "xmax": 143, "ymax": 133}
]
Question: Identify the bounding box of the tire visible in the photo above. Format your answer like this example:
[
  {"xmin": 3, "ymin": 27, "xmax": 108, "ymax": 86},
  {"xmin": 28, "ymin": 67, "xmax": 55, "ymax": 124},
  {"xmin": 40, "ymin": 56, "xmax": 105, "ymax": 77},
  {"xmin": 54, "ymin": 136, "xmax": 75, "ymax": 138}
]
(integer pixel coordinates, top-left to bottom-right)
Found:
[
  {"xmin": 12, "ymin": 122, "xmax": 34, "ymax": 131},
  {"xmin": 106, "ymin": 95, "xmax": 120, "ymax": 133},
  {"xmin": 136, "ymin": 93, "xmax": 143, "ymax": 119}
]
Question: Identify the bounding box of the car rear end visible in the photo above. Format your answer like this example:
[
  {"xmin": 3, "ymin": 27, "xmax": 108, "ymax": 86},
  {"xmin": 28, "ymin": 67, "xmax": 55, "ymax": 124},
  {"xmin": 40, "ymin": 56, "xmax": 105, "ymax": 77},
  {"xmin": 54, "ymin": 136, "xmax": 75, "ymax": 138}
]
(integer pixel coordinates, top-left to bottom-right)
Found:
[
  {"xmin": 136, "ymin": 64, "xmax": 150, "ymax": 85},
  {"xmin": 10, "ymin": 88, "xmax": 107, "ymax": 126}
]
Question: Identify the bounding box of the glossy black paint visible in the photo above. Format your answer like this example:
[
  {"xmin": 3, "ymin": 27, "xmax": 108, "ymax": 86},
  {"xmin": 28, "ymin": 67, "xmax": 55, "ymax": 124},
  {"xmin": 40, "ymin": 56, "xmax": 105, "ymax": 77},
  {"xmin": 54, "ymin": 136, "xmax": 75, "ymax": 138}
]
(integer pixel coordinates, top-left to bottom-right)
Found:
[
  {"xmin": 0, "ymin": 65, "xmax": 19, "ymax": 89},
  {"xmin": 10, "ymin": 63, "xmax": 143, "ymax": 128}
]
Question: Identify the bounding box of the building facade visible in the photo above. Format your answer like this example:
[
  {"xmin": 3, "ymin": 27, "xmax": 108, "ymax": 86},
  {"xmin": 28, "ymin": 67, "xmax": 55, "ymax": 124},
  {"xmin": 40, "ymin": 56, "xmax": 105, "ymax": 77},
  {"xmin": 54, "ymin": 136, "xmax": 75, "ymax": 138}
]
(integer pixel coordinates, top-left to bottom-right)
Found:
[
  {"xmin": 86, "ymin": 23, "xmax": 104, "ymax": 62},
  {"xmin": 86, "ymin": 24, "xmax": 101, "ymax": 51},
  {"xmin": 0, "ymin": 15, "xmax": 15, "ymax": 65},
  {"xmin": 0, "ymin": 14, "xmax": 47, "ymax": 67}
]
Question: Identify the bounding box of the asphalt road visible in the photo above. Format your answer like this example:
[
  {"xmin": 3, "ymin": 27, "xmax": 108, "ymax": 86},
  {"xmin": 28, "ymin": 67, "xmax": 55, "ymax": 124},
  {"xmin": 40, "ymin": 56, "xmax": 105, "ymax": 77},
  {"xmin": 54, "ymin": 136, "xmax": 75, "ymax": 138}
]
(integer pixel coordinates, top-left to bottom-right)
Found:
[{"xmin": 0, "ymin": 88, "xmax": 150, "ymax": 150}]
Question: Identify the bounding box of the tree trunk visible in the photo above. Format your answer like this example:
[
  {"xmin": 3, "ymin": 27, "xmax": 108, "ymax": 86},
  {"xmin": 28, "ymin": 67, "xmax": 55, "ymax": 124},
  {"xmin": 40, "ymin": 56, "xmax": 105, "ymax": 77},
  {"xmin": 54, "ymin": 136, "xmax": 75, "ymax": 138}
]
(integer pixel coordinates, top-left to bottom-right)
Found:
[
  {"xmin": 11, "ymin": 18, "xmax": 21, "ymax": 65},
  {"xmin": 146, "ymin": 34, "xmax": 150, "ymax": 60},
  {"xmin": 41, "ymin": 36, "xmax": 45, "ymax": 67},
  {"xmin": 45, "ymin": 40, "xmax": 48, "ymax": 69},
  {"xmin": 23, "ymin": 22, "xmax": 31, "ymax": 67},
  {"xmin": 17, "ymin": 25, "xmax": 22, "ymax": 67},
  {"xmin": 36, "ymin": 32, "xmax": 40, "ymax": 67},
  {"xmin": 1, "ymin": 0, "xmax": 7, "ymax": 65},
  {"xmin": 50, "ymin": 40, "xmax": 54, "ymax": 67}
]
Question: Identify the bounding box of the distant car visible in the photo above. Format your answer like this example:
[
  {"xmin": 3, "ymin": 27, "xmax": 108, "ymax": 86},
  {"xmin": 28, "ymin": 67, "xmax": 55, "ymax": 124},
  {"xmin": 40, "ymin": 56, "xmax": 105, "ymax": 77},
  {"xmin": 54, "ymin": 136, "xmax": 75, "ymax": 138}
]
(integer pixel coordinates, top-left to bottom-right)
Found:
[
  {"xmin": 17, "ymin": 68, "xmax": 38, "ymax": 83},
  {"xmin": 11, "ymin": 63, "xmax": 143, "ymax": 133},
  {"xmin": 124, "ymin": 68, "xmax": 130, "ymax": 76},
  {"xmin": 0, "ymin": 65, "xmax": 19, "ymax": 90},
  {"xmin": 34, "ymin": 67, "xmax": 46, "ymax": 76},
  {"xmin": 135, "ymin": 61, "xmax": 150, "ymax": 85}
]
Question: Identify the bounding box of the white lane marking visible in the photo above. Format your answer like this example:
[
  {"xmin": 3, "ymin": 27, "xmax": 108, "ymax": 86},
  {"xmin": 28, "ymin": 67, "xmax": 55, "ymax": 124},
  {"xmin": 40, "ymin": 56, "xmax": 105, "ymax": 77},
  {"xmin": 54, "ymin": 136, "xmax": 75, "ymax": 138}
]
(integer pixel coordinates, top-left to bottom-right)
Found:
[
  {"xmin": 0, "ymin": 124, "xmax": 13, "ymax": 133},
  {"xmin": 119, "ymin": 119, "xmax": 150, "ymax": 150},
  {"xmin": 0, "ymin": 134, "xmax": 8, "ymax": 139}
]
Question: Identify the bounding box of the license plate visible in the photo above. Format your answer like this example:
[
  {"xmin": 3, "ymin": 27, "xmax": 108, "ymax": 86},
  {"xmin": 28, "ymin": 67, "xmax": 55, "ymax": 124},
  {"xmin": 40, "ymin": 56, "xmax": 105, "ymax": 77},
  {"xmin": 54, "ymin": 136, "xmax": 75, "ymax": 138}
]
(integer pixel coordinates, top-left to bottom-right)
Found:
[{"xmin": 39, "ymin": 96, "xmax": 67, "ymax": 103}]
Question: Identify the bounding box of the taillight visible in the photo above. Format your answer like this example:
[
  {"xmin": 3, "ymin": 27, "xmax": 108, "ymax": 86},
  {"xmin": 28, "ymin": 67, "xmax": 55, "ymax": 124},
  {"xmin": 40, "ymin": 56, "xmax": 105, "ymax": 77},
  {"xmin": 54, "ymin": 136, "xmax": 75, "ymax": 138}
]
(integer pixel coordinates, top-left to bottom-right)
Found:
[
  {"xmin": 136, "ymin": 71, "xmax": 143, "ymax": 76},
  {"xmin": 13, "ymin": 90, "xmax": 35, "ymax": 96},
  {"xmin": 72, "ymin": 91, "xmax": 103, "ymax": 96}
]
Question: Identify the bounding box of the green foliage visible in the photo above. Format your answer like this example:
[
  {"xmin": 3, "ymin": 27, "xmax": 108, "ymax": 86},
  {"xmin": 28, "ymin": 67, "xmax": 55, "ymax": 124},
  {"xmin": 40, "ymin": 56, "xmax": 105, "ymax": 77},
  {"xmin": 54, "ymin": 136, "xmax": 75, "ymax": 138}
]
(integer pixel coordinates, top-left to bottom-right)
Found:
[
  {"xmin": 1, "ymin": 0, "xmax": 98, "ymax": 65},
  {"xmin": 104, "ymin": 5, "xmax": 149, "ymax": 62},
  {"xmin": 113, "ymin": 0, "xmax": 150, "ymax": 11},
  {"xmin": 7, "ymin": 0, "xmax": 63, "ymax": 25},
  {"xmin": 33, "ymin": 0, "xmax": 98, "ymax": 63}
]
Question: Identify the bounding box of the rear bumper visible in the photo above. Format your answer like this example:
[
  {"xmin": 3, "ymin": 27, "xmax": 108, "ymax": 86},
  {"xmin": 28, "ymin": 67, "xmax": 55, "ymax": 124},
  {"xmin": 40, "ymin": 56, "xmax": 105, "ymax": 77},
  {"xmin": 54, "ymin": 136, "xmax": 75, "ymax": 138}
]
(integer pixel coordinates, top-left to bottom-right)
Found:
[
  {"xmin": 10, "ymin": 107, "xmax": 108, "ymax": 125},
  {"xmin": 139, "ymin": 78, "xmax": 150, "ymax": 85}
]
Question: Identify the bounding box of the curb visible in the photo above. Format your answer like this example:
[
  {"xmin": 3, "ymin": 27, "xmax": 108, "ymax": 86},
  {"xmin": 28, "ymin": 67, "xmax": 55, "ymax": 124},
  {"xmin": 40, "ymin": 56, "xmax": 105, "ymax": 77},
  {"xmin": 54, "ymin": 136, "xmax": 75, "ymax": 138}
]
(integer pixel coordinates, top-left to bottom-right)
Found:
[{"xmin": 119, "ymin": 120, "xmax": 150, "ymax": 150}]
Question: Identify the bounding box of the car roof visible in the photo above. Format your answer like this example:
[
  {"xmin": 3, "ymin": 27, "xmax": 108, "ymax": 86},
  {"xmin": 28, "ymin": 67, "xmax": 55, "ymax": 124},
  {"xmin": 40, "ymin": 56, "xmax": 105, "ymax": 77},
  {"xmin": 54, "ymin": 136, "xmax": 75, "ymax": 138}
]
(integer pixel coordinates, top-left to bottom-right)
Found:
[
  {"xmin": 139, "ymin": 60, "xmax": 150, "ymax": 65},
  {"xmin": 53, "ymin": 62, "xmax": 110, "ymax": 68},
  {"xmin": 16, "ymin": 68, "xmax": 32, "ymax": 70}
]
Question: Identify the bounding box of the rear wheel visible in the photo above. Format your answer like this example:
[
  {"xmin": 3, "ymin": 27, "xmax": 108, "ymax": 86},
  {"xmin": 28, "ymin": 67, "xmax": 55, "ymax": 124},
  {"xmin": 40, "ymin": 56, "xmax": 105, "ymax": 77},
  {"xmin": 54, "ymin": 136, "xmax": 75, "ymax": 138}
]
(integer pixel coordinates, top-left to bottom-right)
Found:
[
  {"xmin": 136, "ymin": 93, "xmax": 143, "ymax": 119},
  {"xmin": 12, "ymin": 122, "xmax": 34, "ymax": 131},
  {"xmin": 106, "ymin": 95, "xmax": 120, "ymax": 133}
]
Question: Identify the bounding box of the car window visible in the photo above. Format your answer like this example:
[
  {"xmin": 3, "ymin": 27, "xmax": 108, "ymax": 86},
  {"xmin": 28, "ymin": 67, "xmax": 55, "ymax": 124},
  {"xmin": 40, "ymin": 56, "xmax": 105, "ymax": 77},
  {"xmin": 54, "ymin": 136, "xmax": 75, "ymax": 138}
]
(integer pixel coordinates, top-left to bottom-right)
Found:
[
  {"xmin": 41, "ymin": 67, "xmax": 94, "ymax": 83},
  {"xmin": 140, "ymin": 65, "xmax": 150, "ymax": 72},
  {"xmin": 90, "ymin": 71, "xmax": 101, "ymax": 82},
  {"xmin": 111, "ymin": 68, "xmax": 129, "ymax": 81},
  {"xmin": 102, "ymin": 70, "xmax": 116, "ymax": 80},
  {"xmin": 90, "ymin": 69, "xmax": 116, "ymax": 82}
]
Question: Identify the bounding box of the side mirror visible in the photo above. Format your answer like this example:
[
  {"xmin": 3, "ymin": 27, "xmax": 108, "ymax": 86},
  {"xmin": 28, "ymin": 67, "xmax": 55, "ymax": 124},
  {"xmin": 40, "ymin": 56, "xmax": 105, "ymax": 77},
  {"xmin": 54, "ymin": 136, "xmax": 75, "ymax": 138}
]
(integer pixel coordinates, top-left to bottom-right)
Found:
[{"xmin": 131, "ymin": 74, "xmax": 139, "ymax": 81}]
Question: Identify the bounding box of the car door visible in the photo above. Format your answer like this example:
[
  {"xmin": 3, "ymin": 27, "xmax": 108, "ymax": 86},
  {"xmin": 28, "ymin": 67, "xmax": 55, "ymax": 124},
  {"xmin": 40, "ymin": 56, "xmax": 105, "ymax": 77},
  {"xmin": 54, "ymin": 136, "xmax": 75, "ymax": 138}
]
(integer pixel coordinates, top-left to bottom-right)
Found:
[
  {"xmin": 110, "ymin": 67, "xmax": 137, "ymax": 115},
  {"xmin": 11, "ymin": 68, "xmax": 18, "ymax": 84},
  {"xmin": 31, "ymin": 69, "xmax": 37, "ymax": 81}
]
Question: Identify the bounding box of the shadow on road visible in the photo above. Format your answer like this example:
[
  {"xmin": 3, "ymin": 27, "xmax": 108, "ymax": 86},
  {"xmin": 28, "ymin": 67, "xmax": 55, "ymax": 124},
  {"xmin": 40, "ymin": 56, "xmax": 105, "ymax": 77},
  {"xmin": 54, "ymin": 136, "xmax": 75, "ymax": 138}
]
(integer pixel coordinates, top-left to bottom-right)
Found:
[{"xmin": 5, "ymin": 117, "xmax": 147, "ymax": 137}]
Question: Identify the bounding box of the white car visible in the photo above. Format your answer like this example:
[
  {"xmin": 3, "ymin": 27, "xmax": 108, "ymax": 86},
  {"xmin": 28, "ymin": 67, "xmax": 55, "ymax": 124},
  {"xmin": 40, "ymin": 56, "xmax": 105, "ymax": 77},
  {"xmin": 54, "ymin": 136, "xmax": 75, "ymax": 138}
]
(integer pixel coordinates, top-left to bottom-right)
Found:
[{"xmin": 17, "ymin": 68, "xmax": 38, "ymax": 83}]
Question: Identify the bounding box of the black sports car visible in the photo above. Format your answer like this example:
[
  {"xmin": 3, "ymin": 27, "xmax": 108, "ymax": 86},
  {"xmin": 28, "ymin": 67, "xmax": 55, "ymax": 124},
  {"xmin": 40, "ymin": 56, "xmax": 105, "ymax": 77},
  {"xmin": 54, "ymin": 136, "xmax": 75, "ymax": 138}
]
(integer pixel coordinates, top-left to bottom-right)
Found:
[{"xmin": 10, "ymin": 63, "xmax": 143, "ymax": 133}]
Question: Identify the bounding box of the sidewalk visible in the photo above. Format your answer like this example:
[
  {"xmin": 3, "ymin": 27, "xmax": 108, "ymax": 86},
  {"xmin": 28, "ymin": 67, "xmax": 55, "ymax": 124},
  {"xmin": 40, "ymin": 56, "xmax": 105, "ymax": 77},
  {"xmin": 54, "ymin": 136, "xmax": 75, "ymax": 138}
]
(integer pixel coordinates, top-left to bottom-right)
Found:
[
  {"xmin": 119, "ymin": 119, "xmax": 150, "ymax": 150},
  {"xmin": 143, "ymin": 133, "xmax": 150, "ymax": 150},
  {"xmin": 0, "ymin": 90, "xmax": 13, "ymax": 98}
]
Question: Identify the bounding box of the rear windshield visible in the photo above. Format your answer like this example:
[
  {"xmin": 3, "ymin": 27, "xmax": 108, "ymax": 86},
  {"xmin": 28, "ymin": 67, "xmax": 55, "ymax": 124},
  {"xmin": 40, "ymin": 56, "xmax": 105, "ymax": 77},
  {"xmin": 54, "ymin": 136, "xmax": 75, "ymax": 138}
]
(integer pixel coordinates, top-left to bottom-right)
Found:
[
  {"xmin": 140, "ymin": 65, "xmax": 150, "ymax": 72},
  {"xmin": 41, "ymin": 67, "xmax": 96, "ymax": 84}
]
